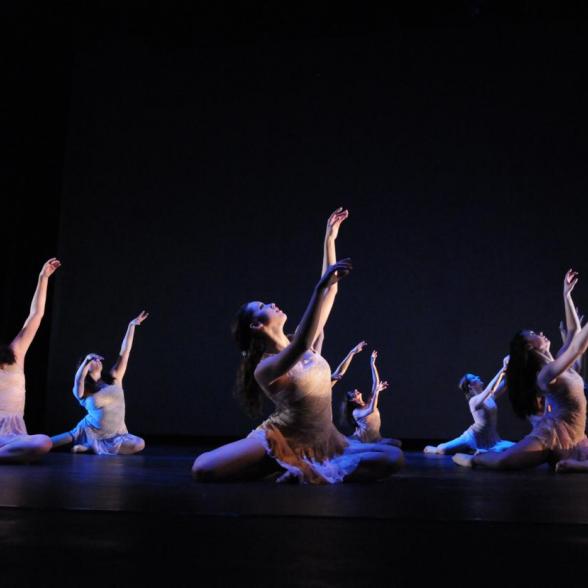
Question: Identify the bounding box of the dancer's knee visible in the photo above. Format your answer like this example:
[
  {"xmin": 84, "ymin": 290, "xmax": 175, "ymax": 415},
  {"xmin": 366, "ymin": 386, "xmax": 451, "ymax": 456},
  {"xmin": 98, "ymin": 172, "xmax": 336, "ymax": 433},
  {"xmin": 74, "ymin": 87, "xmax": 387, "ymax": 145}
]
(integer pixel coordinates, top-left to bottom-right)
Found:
[
  {"xmin": 384, "ymin": 446, "xmax": 405, "ymax": 472},
  {"xmin": 131, "ymin": 436, "xmax": 145, "ymax": 453},
  {"xmin": 30, "ymin": 435, "xmax": 53, "ymax": 456},
  {"xmin": 192, "ymin": 452, "xmax": 218, "ymax": 481}
]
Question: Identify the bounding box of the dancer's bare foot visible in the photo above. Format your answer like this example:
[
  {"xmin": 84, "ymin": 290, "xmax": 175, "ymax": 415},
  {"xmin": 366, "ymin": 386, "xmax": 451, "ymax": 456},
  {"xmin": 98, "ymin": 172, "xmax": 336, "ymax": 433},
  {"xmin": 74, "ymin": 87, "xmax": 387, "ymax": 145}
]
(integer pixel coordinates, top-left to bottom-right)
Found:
[
  {"xmin": 423, "ymin": 445, "xmax": 439, "ymax": 454},
  {"xmin": 452, "ymin": 453, "xmax": 474, "ymax": 468},
  {"xmin": 71, "ymin": 444, "xmax": 89, "ymax": 454}
]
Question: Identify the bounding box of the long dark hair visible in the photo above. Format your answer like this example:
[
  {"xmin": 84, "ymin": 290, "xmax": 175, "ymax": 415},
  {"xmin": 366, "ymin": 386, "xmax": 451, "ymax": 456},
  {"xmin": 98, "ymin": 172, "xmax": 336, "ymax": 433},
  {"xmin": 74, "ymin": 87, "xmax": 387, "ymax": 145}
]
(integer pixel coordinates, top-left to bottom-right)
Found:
[
  {"xmin": 0, "ymin": 345, "xmax": 16, "ymax": 367},
  {"xmin": 340, "ymin": 390, "xmax": 359, "ymax": 430},
  {"xmin": 506, "ymin": 331, "xmax": 544, "ymax": 419},
  {"xmin": 458, "ymin": 373, "xmax": 478, "ymax": 400},
  {"xmin": 231, "ymin": 303, "xmax": 266, "ymax": 418}
]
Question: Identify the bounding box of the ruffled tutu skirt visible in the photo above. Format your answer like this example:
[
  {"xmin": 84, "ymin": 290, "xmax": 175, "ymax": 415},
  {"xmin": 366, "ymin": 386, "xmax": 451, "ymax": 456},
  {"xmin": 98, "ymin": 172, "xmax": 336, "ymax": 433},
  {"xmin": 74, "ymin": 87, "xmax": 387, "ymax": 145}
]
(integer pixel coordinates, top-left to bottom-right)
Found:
[
  {"xmin": 69, "ymin": 417, "xmax": 139, "ymax": 456},
  {"xmin": 0, "ymin": 413, "xmax": 28, "ymax": 447},
  {"xmin": 248, "ymin": 424, "xmax": 377, "ymax": 484}
]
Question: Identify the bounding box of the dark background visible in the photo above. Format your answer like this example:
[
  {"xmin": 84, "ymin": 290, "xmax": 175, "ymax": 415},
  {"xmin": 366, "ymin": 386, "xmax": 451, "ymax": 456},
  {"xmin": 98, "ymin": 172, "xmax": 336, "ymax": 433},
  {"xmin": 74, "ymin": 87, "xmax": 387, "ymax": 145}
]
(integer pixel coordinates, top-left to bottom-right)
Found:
[{"xmin": 4, "ymin": 2, "xmax": 588, "ymax": 441}]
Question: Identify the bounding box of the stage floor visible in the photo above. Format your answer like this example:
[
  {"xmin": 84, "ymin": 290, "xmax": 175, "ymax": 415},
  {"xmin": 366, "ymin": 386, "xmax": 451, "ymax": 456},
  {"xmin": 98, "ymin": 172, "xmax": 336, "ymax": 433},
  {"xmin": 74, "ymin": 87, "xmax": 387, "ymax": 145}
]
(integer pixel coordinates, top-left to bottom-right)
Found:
[{"xmin": 2, "ymin": 444, "xmax": 588, "ymax": 586}]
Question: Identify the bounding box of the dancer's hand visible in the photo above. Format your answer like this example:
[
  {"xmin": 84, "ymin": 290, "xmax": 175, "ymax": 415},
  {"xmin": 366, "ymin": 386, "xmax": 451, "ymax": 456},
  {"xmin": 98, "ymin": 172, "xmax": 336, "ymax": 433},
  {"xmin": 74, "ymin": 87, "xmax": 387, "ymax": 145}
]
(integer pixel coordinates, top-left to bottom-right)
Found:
[
  {"xmin": 376, "ymin": 380, "xmax": 388, "ymax": 393},
  {"xmin": 317, "ymin": 259, "xmax": 352, "ymax": 290},
  {"xmin": 130, "ymin": 311, "xmax": 149, "ymax": 326},
  {"xmin": 40, "ymin": 258, "xmax": 61, "ymax": 278},
  {"xmin": 84, "ymin": 353, "xmax": 104, "ymax": 363},
  {"xmin": 502, "ymin": 355, "xmax": 510, "ymax": 370},
  {"xmin": 352, "ymin": 341, "xmax": 367, "ymax": 355},
  {"xmin": 370, "ymin": 350, "xmax": 378, "ymax": 365},
  {"xmin": 325, "ymin": 207, "xmax": 349, "ymax": 241},
  {"xmin": 564, "ymin": 269, "xmax": 579, "ymax": 297}
]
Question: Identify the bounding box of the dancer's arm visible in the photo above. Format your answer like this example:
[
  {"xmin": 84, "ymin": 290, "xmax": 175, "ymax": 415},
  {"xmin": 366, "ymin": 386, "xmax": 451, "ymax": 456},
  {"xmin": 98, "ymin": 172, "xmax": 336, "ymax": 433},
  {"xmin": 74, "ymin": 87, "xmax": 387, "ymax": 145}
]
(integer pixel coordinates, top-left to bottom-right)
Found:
[
  {"xmin": 312, "ymin": 208, "xmax": 349, "ymax": 354},
  {"xmin": 10, "ymin": 258, "xmax": 61, "ymax": 363},
  {"xmin": 256, "ymin": 260, "xmax": 352, "ymax": 385},
  {"xmin": 557, "ymin": 269, "xmax": 581, "ymax": 358},
  {"xmin": 354, "ymin": 351, "xmax": 388, "ymax": 417},
  {"xmin": 110, "ymin": 311, "xmax": 149, "ymax": 382},
  {"xmin": 538, "ymin": 322, "xmax": 588, "ymax": 390},
  {"xmin": 471, "ymin": 357, "xmax": 509, "ymax": 410},
  {"xmin": 331, "ymin": 341, "xmax": 367, "ymax": 387},
  {"xmin": 73, "ymin": 354, "xmax": 102, "ymax": 399}
]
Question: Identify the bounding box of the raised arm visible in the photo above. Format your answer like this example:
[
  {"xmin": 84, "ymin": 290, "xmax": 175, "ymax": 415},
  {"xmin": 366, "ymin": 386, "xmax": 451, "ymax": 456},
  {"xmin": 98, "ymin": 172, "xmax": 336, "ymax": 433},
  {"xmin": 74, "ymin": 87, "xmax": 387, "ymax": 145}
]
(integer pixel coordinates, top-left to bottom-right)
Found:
[
  {"xmin": 331, "ymin": 340, "xmax": 367, "ymax": 387},
  {"xmin": 73, "ymin": 354, "xmax": 103, "ymax": 399},
  {"xmin": 539, "ymin": 274, "xmax": 588, "ymax": 388},
  {"xmin": 10, "ymin": 258, "xmax": 61, "ymax": 363},
  {"xmin": 110, "ymin": 311, "xmax": 149, "ymax": 382},
  {"xmin": 471, "ymin": 357, "xmax": 508, "ymax": 410},
  {"xmin": 538, "ymin": 320, "xmax": 588, "ymax": 390},
  {"xmin": 255, "ymin": 259, "xmax": 352, "ymax": 386},
  {"xmin": 557, "ymin": 269, "xmax": 581, "ymax": 358},
  {"xmin": 312, "ymin": 208, "xmax": 349, "ymax": 354},
  {"xmin": 356, "ymin": 351, "xmax": 388, "ymax": 417}
]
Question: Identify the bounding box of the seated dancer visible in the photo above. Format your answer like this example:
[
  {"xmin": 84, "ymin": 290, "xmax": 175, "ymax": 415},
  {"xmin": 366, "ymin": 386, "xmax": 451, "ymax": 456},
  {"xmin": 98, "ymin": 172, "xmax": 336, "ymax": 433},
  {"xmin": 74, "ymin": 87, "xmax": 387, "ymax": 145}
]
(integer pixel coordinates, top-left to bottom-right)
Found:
[
  {"xmin": 0, "ymin": 258, "xmax": 60, "ymax": 463},
  {"xmin": 51, "ymin": 311, "xmax": 148, "ymax": 455},
  {"xmin": 453, "ymin": 269, "xmax": 588, "ymax": 471},
  {"xmin": 423, "ymin": 357, "xmax": 514, "ymax": 455},
  {"xmin": 192, "ymin": 208, "xmax": 404, "ymax": 483},
  {"xmin": 338, "ymin": 348, "xmax": 402, "ymax": 447}
]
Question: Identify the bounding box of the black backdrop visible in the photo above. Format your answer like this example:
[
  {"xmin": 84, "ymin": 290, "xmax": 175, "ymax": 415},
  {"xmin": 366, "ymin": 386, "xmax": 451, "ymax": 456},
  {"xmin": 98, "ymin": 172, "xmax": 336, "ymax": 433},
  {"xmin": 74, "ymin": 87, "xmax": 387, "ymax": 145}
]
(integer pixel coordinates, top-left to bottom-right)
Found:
[{"xmin": 5, "ymin": 4, "xmax": 588, "ymax": 440}]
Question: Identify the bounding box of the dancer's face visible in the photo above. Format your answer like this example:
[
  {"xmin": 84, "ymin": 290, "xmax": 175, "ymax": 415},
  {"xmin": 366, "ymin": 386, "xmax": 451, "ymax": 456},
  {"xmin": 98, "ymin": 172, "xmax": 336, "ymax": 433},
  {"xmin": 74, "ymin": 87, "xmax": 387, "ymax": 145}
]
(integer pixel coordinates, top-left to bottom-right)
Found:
[
  {"xmin": 88, "ymin": 358, "xmax": 103, "ymax": 380},
  {"xmin": 246, "ymin": 301, "xmax": 287, "ymax": 333},
  {"xmin": 467, "ymin": 376, "xmax": 484, "ymax": 395},
  {"xmin": 348, "ymin": 389, "xmax": 364, "ymax": 406},
  {"xmin": 523, "ymin": 330, "xmax": 551, "ymax": 353}
]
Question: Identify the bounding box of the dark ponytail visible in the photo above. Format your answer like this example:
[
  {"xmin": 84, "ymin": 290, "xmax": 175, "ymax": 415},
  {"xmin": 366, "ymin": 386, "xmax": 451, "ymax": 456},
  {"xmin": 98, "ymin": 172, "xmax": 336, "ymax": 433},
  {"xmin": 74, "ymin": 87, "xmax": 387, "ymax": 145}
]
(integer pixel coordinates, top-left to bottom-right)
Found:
[
  {"xmin": 340, "ymin": 390, "xmax": 359, "ymax": 430},
  {"xmin": 231, "ymin": 303, "xmax": 266, "ymax": 418},
  {"xmin": 458, "ymin": 373, "xmax": 475, "ymax": 399},
  {"xmin": 507, "ymin": 331, "xmax": 544, "ymax": 419}
]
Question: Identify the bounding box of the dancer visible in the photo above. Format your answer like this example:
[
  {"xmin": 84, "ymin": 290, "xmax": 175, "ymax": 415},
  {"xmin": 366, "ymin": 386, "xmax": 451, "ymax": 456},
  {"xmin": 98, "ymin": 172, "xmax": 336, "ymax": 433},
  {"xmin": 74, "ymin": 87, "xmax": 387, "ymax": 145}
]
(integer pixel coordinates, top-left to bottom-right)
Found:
[
  {"xmin": 0, "ymin": 258, "xmax": 60, "ymax": 463},
  {"xmin": 340, "ymin": 349, "xmax": 402, "ymax": 447},
  {"xmin": 453, "ymin": 269, "xmax": 588, "ymax": 471},
  {"xmin": 423, "ymin": 357, "xmax": 514, "ymax": 455},
  {"xmin": 192, "ymin": 209, "xmax": 404, "ymax": 483},
  {"xmin": 50, "ymin": 311, "xmax": 148, "ymax": 455}
]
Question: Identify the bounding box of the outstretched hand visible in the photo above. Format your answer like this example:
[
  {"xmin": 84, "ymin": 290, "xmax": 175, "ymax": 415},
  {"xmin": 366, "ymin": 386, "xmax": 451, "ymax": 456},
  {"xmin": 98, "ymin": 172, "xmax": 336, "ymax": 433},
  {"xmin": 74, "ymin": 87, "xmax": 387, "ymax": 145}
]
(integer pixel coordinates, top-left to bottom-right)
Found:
[
  {"xmin": 318, "ymin": 258, "xmax": 352, "ymax": 290},
  {"xmin": 502, "ymin": 355, "xmax": 510, "ymax": 370},
  {"xmin": 130, "ymin": 310, "xmax": 149, "ymax": 326},
  {"xmin": 564, "ymin": 269, "xmax": 579, "ymax": 297},
  {"xmin": 370, "ymin": 350, "xmax": 378, "ymax": 365},
  {"xmin": 325, "ymin": 207, "xmax": 349, "ymax": 240},
  {"xmin": 41, "ymin": 258, "xmax": 61, "ymax": 278},
  {"xmin": 84, "ymin": 353, "xmax": 104, "ymax": 363},
  {"xmin": 376, "ymin": 380, "xmax": 389, "ymax": 393},
  {"xmin": 352, "ymin": 340, "xmax": 367, "ymax": 355}
]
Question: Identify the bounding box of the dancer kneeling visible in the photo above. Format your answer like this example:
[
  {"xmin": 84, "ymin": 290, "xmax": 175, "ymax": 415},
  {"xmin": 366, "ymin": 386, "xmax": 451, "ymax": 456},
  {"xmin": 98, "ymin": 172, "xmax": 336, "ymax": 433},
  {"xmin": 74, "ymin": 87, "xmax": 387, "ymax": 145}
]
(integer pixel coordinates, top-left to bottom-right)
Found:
[
  {"xmin": 51, "ymin": 312, "xmax": 148, "ymax": 455},
  {"xmin": 338, "ymin": 347, "xmax": 401, "ymax": 447},
  {"xmin": 453, "ymin": 269, "xmax": 588, "ymax": 471},
  {"xmin": 0, "ymin": 258, "xmax": 60, "ymax": 463},
  {"xmin": 423, "ymin": 357, "xmax": 514, "ymax": 455}
]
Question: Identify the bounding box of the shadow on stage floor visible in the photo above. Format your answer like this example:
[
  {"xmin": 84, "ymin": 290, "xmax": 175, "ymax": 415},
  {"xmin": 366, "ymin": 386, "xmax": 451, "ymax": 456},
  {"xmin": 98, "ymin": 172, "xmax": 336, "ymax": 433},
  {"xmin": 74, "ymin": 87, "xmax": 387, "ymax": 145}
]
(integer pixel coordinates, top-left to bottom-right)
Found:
[{"xmin": 2, "ymin": 442, "xmax": 587, "ymax": 586}]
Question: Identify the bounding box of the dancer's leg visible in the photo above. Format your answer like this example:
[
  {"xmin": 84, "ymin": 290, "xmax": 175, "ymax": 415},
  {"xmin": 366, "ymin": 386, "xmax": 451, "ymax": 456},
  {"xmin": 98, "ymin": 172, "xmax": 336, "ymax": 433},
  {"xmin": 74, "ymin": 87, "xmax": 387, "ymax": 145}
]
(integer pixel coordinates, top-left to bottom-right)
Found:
[
  {"xmin": 454, "ymin": 436, "xmax": 548, "ymax": 469},
  {"xmin": 344, "ymin": 444, "xmax": 404, "ymax": 482},
  {"xmin": 50, "ymin": 432, "xmax": 74, "ymax": 448},
  {"xmin": 119, "ymin": 435, "xmax": 145, "ymax": 455},
  {"xmin": 555, "ymin": 459, "xmax": 588, "ymax": 472},
  {"xmin": 425, "ymin": 434, "xmax": 475, "ymax": 455},
  {"xmin": 192, "ymin": 437, "xmax": 278, "ymax": 481},
  {"xmin": 0, "ymin": 435, "xmax": 52, "ymax": 464}
]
